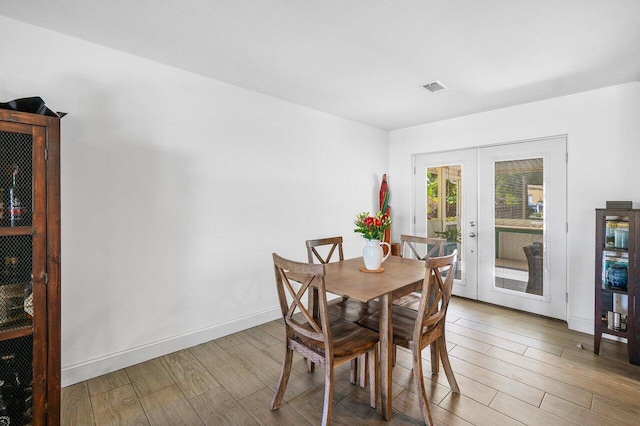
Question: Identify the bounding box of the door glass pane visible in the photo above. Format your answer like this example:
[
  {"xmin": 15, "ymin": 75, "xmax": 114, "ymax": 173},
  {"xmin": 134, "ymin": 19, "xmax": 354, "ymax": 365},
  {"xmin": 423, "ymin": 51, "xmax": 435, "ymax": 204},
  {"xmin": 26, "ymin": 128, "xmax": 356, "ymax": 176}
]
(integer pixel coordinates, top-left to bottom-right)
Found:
[
  {"xmin": 426, "ymin": 165, "xmax": 462, "ymax": 279},
  {"xmin": 494, "ymin": 158, "xmax": 544, "ymax": 295}
]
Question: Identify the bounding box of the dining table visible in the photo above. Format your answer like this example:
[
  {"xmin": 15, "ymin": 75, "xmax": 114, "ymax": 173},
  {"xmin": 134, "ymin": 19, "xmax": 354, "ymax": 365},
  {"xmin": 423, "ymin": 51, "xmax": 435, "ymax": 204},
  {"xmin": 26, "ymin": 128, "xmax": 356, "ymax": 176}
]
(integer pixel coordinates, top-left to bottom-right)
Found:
[{"xmin": 322, "ymin": 255, "xmax": 426, "ymax": 420}]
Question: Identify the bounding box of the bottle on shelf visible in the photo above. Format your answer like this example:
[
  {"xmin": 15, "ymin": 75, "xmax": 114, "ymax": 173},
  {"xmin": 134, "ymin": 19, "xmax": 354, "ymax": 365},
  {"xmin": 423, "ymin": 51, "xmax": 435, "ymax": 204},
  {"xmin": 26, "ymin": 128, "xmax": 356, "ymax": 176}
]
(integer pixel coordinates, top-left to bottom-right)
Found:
[{"xmin": 7, "ymin": 164, "xmax": 23, "ymax": 227}]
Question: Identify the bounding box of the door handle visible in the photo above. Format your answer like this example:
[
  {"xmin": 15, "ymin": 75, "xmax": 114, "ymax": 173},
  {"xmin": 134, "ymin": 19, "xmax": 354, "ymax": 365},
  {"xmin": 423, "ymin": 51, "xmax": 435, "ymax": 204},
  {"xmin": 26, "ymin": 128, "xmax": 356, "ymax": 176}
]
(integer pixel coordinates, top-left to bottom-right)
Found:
[{"xmin": 469, "ymin": 232, "xmax": 476, "ymax": 238}]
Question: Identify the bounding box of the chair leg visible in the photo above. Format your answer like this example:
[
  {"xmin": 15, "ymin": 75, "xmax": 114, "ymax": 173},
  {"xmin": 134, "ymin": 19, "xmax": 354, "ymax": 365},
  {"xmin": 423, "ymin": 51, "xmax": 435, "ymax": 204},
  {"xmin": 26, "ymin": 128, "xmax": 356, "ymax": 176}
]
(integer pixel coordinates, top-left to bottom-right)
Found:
[
  {"xmin": 368, "ymin": 345, "xmax": 378, "ymax": 408},
  {"xmin": 321, "ymin": 360, "xmax": 335, "ymax": 426},
  {"xmin": 350, "ymin": 358, "xmax": 358, "ymax": 385},
  {"xmin": 430, "ymin": 342, "xmax": 439, "ymax": 374},
  {"xmin": 358, "ymin": 353, "xmax": 367, "ymax": 388},
  {"xmin": 271, "ymin": 347, "xmax": 294, "ymax": 410},
  {"xmin": 412, "ymin": 345, "xmax": 434, "ymax": 426},
  {"xmin": 349, "ymin": 354, "xmax": 368, "ymax": 388},
  {"xmin": 438, "ymin": 336, "xmax": 459, "ymax": 394}
]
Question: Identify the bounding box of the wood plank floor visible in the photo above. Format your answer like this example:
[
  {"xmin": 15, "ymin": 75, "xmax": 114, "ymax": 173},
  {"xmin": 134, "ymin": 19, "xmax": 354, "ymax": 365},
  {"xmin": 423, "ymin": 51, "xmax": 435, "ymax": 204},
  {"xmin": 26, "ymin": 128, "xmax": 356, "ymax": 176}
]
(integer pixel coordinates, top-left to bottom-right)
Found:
[{"xmin": 61, "ymin": 297, "xmax": 640, "ymax": 425}]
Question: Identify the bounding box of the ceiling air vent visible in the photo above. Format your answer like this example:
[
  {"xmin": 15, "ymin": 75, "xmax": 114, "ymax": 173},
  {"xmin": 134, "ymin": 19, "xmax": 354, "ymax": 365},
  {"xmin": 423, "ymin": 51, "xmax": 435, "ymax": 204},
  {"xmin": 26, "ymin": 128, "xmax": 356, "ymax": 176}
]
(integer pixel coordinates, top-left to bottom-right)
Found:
[{"xmin": 422, "ymin": 81, "xmax": 448, "ymax": 93}]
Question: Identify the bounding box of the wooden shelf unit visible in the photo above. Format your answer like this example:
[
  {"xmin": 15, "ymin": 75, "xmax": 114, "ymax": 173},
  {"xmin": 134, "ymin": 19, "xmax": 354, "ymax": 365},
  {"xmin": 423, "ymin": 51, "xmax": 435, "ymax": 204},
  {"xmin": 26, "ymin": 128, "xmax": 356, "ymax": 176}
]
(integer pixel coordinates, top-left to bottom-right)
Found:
[
  {"xmin": 594, "ymin": 208, "xmax": 640, "ymax": 364},
  {"xmin": 0, "ymin": 109, "xmax": 61, "ymax": 425}
]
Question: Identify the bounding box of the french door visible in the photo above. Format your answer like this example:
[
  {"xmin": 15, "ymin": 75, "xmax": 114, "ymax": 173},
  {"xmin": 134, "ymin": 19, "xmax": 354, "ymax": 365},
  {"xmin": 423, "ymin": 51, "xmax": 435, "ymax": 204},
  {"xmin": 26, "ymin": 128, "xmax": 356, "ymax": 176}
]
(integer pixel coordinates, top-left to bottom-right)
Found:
[
  {"xmin": 414, "ymin": 149, "xmax": 478, "ymax": 300},
  {"xmin": 413, "ymin": 137, "xmax": 567, "ymax": 319}
]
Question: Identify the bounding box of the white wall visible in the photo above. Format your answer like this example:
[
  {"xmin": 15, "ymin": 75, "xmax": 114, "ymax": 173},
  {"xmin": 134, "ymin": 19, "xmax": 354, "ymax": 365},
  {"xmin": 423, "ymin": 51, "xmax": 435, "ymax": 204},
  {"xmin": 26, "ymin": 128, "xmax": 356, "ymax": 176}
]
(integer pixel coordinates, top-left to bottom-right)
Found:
[
  {"xmin": 0, "ymin": 16, "xmax": 389, "ymax": 385},
  {"xmin": 389, "ymin": 82, "xmax": 640, "ymax": 334}
]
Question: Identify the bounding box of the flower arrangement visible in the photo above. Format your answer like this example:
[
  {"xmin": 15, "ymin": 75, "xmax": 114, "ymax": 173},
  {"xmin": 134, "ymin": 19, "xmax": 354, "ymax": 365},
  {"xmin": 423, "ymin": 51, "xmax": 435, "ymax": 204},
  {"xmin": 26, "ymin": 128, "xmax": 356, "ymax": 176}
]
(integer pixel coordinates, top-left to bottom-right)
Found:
[{"xmin": 354, "ymin": 211, "xmax": 391, "ymax": 241}]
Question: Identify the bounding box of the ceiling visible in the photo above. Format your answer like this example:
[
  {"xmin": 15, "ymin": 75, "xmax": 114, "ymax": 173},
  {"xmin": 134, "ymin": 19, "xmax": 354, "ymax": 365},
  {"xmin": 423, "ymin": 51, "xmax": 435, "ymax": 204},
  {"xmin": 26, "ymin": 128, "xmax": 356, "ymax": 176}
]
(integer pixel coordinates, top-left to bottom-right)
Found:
[{"xmin": 2, "ymin": 0, "xmax": 640, "ymax": 130}]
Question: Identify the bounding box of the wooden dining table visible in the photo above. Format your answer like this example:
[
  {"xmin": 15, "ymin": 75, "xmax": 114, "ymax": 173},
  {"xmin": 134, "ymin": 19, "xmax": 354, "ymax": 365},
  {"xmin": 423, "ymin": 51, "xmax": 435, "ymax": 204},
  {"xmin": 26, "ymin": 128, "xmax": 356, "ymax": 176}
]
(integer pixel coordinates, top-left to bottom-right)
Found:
[{"xmin": 322, "ymin": 255, "xmax": 426, "ymax": 420}]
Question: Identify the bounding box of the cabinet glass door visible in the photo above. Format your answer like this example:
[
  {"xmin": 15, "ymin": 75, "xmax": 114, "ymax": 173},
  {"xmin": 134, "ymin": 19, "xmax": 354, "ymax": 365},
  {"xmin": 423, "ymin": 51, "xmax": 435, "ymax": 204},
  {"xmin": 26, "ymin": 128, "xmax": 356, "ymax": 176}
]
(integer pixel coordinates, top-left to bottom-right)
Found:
[
  {"xmin": 601, "ymin": 215, "xmax": 630, "ymax": 333},
  {"xmin": 0, "ymin": 122, "xmax": 46, "ymax": 425}
]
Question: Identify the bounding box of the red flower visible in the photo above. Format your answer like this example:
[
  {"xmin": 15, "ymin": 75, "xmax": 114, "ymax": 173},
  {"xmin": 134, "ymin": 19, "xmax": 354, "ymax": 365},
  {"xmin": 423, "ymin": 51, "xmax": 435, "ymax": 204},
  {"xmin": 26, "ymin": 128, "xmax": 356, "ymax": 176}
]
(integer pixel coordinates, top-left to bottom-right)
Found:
[{"xmin": 354, "ymin": 210, "xmax": 392, "ymax": 241}]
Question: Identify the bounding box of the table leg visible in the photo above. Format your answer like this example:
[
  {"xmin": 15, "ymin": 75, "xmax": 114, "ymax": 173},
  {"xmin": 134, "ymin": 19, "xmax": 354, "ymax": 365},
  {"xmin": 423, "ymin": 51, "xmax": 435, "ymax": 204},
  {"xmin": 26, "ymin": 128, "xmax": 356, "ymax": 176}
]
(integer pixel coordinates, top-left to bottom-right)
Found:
[{"xmin": 380, "ymin": 294, "xmax": 393, "ymax": 420}]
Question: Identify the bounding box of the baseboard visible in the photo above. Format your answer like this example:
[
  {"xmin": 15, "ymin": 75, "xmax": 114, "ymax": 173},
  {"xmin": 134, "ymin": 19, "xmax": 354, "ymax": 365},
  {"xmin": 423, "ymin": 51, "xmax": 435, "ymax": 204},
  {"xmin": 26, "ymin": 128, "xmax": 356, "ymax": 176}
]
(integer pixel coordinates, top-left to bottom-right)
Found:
[
  {"xmin": 567, "ymin": 315, "xmax": 592, "ymax": 335},
  {"xmin": 61, "ymin": 307, "xmax": 281, "ymax": 387}
]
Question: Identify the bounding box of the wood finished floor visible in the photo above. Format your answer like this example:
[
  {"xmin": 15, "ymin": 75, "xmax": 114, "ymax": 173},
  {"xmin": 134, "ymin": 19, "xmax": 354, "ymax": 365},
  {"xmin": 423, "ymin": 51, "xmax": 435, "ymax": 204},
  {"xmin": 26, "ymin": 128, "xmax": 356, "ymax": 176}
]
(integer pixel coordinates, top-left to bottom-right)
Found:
[{"xmin": 61, "ymin": 297, "xmax": 640, "ymax": 425}]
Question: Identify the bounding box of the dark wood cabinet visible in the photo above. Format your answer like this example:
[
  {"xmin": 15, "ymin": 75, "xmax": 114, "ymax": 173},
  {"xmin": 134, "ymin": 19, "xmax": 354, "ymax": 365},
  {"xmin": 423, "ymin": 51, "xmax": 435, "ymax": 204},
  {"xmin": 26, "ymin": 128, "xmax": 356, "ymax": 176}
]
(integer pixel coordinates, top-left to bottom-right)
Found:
[
  {"xmin": 0, "ymin": 109, "xmax": 61, "ymax": 425},
  {"xmin": 594, "ymin": 208, "xmax": 639, "ymax": 364}
]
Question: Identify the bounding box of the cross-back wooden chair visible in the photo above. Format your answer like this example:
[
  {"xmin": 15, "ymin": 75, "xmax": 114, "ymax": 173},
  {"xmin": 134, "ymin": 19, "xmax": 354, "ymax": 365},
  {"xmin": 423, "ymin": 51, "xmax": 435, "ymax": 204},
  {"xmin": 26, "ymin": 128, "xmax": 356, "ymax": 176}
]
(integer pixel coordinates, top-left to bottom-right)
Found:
[
  {"xmin": 271, "ymin": 253, "xmax": 379, "ymax": 426},
  {"xmin": 359, "ymin": 251, "xmax": 459, "ymax": 426},
  {"xmin": 305, "ymin": 236, "xmax": 378, "ymax": 385},
  {"xmin": 400, "ymin": 234, "xmax": 446, "ymax": 261},
  {"xmin": 394, "ymin": 235, "xmax": 446, "ymax": 311},
  {"xmin": 306, "ymin": 236, "xmax": 344, "ymax": 264},
  {"xmin": 306, "ymin": 237, "xmax": 379, "ymax": 322},
  {"xmin": 392, "ymin": 235, "xmax": 447, "ymax": 365}
]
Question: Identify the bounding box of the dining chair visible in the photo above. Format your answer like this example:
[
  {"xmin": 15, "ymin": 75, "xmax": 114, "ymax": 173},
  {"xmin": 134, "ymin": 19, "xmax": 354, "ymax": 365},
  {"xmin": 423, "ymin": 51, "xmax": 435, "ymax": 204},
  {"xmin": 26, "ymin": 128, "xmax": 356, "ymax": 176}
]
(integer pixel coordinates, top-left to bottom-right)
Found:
[
  {"xmin": 271, "ymin": 253, "xmax": 379, "ymax": 426},
  {"xmin": 400, "ymin": 234, "xmax": 446, "ymax": 261},
  {"xmin": 358, "ymin": 251, "xmax": 459, "ymax": 426},
  {"xmin": 390, "ymin": 235, "xmax": 447, "ymax": 365},
  {"xmin": 305, "ymin": 236, "xmax": 378, "ymax": 385},
  {"xmin": 307, "ymin": 237, "xmax": 379, "ymax": 321},
  {"xmin": 393, "ymin": 235, "xmax": 446, "ymax": 310}
]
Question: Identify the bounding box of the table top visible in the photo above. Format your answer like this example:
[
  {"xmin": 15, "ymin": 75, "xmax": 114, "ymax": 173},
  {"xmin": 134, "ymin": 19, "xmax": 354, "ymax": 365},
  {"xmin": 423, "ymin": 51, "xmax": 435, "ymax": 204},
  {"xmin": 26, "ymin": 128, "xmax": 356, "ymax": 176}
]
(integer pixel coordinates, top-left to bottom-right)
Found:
[{"xmin": 323, "ymin": 256, "xmax": 426, "ymax": 303}]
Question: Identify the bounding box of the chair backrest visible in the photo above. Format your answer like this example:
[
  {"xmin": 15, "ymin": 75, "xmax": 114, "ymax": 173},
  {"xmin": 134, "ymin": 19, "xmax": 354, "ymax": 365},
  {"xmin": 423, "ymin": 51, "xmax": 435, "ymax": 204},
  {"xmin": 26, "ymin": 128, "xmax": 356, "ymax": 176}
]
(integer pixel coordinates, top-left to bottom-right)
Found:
[
  {"xmin": 272, "ymin": 253, "xmax": 332, "ymax": 352},
  {"xmin": 400, "ymin": 234, "xmax": 446, "ymax": 260},
  {"xmin": 306, "ymin": 236, "xmax": 344, "ymax": 264},
  {"xmin": 413, "ymin": 250, "xmax": 458, "ymax": 343}
]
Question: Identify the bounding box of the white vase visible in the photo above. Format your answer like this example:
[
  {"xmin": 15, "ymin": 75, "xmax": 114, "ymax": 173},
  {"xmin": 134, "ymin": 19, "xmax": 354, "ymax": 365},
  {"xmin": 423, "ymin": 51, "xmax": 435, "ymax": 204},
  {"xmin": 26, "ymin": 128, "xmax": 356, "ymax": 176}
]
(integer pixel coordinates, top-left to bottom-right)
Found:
[{"xmin": 363, "ymin": 239, "xmax": 391, "ymax": 270}]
